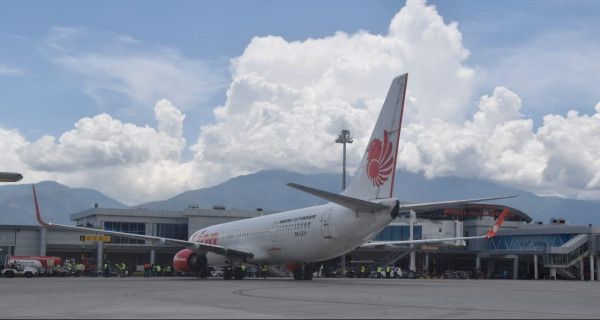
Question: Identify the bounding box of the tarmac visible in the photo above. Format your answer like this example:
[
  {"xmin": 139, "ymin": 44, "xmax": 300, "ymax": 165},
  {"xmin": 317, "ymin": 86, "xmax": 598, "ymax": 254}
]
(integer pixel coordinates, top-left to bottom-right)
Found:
[{"xmin": 0, "ymin": 277, "xmax": 599, "ymax": 319}]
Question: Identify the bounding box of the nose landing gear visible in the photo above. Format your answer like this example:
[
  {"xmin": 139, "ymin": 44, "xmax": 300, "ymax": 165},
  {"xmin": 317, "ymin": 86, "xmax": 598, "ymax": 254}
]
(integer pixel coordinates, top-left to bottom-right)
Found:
[{"xmin": 292, "ymin": 263, "xmax": 317, "ymax": 280}]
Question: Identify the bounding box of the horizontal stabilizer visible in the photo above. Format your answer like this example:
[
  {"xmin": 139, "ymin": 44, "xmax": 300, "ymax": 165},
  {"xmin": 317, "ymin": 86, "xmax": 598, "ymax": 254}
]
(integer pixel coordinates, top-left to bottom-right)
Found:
[
  {"xmin": 287, "ymin": 183, "xmax": 389, "ymax": 212},
  {"xmin": 398, "ymin": 195, "xmax": 517, "ymax": 213}
]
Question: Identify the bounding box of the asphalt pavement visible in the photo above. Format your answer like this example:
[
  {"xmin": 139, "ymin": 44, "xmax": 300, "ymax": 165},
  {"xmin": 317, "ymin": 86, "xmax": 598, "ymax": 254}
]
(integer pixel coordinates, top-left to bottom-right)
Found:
[{"xmin": 0, "ymin": 277, "xmax": 598, "ymax": 318}]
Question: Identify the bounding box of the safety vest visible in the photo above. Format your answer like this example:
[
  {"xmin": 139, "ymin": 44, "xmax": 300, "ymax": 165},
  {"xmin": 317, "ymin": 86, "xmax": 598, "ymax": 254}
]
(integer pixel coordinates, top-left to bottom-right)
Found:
[
  {"xmin": 261, "ymin": 265, "xmax": 268, "ymax": 271},
  {"xmin": 377, "ymin": 266, "xmax": 382, "ymax": 272},
  {"xmin": 386, "ymin": 266, "xmax": 391, "ymax": 272},
  {"xmin": 360, "ymin": 266, "xmax": 365, "ymax": 273}
]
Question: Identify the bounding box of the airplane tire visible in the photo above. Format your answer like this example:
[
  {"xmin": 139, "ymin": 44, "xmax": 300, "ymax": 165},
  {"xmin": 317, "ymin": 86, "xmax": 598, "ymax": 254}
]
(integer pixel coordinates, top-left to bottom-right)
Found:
[
  {"xmin": 233, "ymin": 267, "xmax": 245, "ymax": 280},
  {"xmin": 303, "ymin": 271, "xmax": 313, "ymax": 280},
  {"xmin": 293, "ymin": 268, "xmax": 303, "ymax": 281},
  {"xmin": 303, "ymin": 264, "xmax": 314, "ymax": 280},
  {"xmin": 223, "ymin": 267, "xmax": 233, "ymax": 280},
  {"xmin": 292, "ymin": 264, "xmax": 314, "ymax": 280}
]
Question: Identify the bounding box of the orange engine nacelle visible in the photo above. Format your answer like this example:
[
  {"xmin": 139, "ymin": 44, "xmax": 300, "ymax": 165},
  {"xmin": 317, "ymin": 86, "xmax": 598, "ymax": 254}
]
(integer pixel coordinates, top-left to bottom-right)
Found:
[{"xmin": 173, "ymin": 249, "xmax": 207, "ymax": 273}]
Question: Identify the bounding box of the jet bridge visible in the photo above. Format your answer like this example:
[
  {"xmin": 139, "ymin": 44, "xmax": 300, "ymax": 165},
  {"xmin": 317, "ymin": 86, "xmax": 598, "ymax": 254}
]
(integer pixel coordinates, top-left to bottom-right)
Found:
[{"xmin": 544, "ymin": 234, "xmax": 590, "ymax": 280}]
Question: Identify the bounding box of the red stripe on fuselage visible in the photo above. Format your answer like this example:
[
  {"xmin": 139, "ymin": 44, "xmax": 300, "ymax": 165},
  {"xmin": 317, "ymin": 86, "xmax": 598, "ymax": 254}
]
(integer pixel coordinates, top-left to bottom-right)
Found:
[{"xmin": 389, "ymin": 74, "xmax": 408, "ymax": 198}]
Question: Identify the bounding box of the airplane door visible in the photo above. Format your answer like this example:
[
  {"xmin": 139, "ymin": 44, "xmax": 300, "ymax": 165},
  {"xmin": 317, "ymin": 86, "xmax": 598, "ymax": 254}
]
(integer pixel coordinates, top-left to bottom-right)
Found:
[
  {"xmin": 321, "ymin": 209, "xmax": 333, "ymax": 239},
  {"xmin": 270, "ymin": 223, "xmax": 278, "ymax": 243}
]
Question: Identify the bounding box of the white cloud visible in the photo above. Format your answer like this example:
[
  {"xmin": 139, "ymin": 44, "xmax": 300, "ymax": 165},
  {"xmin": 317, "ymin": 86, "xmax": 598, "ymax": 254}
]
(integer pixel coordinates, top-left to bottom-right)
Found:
[
  {"xmin": 11, "ymin": 99, "xmax": 190, "ymax": 204},
  {"xmin": 399, "ymin": 87, "xmax": 600, "ymax": 201},
  {"xmin": 0, "ymin": 128, "xmax": 29, "ymax": 172},
  {"xmin": 484, "ymin": 29, "xmax": 600, "ymax": 115},
  {"xmin": 19, "ymin": 99, "xmax": 185, "ymax": 171},
  {"xmin": 192, "ymin": 0, "xmax": 476, "ymax": 186},
  {"xmin": 44, "ymin": 27, "xmax": 226, "ymax": 110},
  {"xmin": 3, "ymin": 0, "xmax": 600, "ymax": 205},
  {"xmin": 0, "ymin": 64, "xmax": 24, "ymax": 76},
  {"xmin": 190, "ymin": 0, "xmax": 600, "ymax": 201}
]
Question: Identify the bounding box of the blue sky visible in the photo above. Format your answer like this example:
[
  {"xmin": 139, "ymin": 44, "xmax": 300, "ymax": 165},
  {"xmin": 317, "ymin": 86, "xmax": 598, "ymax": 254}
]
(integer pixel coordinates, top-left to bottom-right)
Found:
[
  {"xmin": 3, "ymin": 0, "xmax": 598, "ymax": 142},
  {"xmin": 0, "ymin": 0, "xmax": 399, "ymax": 141},
  {"xmin": 2, "ymin": 0, "xmax": 600, "ymax": 204}
]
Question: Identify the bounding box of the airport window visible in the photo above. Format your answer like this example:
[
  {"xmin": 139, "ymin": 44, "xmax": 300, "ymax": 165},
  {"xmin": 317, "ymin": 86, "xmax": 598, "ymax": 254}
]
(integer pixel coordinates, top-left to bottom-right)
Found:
[
  {"xmin": 156, "ymin": 223, "xmax": 188, "ymax": 240},
  {"xmin": 104, "ymin": 222, "xmax": 145, "ymax": 244},
  {"xmin": 374, "ymin": 225, "xmax": 422, "ymax": 241}
]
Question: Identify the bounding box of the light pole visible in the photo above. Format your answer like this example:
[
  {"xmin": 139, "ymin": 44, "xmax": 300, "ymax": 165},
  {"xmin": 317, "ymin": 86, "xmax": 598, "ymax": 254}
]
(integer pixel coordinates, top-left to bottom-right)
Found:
[
  {"xmin": 335, "ymin": 129, "xmax": 353, "ymax": 191},
  {"xmin": 12, "ymin": 228, "xmax": 20, "ymax": 256},
  {"xmin": 335, "ymin": 129, "xmax": 353, "ymax": 277}
]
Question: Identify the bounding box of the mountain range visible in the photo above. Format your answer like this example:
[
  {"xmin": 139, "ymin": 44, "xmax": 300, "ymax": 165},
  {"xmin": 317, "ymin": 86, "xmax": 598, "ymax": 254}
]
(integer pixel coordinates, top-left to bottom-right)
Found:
[
  {"xmin": 1, "ymin": 170, "xmax": 599, "ymax": 226},
  {"xmin": 0, "ymin": 181, "xmax": 126, "ymax": 225}
]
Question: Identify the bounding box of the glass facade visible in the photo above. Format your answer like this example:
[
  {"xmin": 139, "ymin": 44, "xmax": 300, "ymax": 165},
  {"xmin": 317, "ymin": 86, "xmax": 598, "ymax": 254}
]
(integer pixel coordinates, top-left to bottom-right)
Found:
[
  {"xmin": 104, "ymin": 222, "xmax": 145, "ymax": 244},
  {"xmin": 374, "ymin": 225, "xmax": 422, "ymax": 241},
  {"xmin": 488, "ymin": 234, "xmax": 573, "ymax": 252},
  {"xmin": 156, "ymin": 223, "xmax": 188, "ymax": 240}
]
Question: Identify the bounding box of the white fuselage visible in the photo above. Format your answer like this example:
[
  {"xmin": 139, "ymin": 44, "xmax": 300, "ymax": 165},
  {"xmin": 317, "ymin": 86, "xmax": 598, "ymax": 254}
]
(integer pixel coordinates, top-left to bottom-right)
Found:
[{"xmin": 189, "ymin": 199, "xmax": 397, "ymax": 266}]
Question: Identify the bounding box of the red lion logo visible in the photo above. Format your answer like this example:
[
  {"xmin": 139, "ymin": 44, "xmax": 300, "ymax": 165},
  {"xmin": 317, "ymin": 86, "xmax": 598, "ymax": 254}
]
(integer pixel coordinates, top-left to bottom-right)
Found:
[{"xmin": 366, "ymin": 130, "xmax": 394, "ymax": 186}]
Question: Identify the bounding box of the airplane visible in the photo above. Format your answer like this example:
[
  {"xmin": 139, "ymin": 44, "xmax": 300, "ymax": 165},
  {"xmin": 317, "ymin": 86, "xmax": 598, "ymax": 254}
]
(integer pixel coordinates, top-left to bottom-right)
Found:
[
  {"xmin": 0, "ymin": 172, "xmax": 23, "ymax": 182},
  {"xmin": 32, "ymin": 74, "xmax": 515, "ymax": 280}
]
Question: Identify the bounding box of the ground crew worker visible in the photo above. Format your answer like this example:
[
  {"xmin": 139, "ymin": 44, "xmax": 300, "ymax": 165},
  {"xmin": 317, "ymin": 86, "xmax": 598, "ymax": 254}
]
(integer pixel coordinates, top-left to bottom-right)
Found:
[
  {"xmin": 359, "ymin": 265, "xmax": 366, "ymax": 278},
  {"xmin": 143, "ymin": 263, "xmax": 150, "ymax": 277},
  {"xmin": 165, "ymin": 265, "xmax": 171, "ymax": 276},
  {"xmin": 261, "ymin": 265, "xmax": 268, "ymax": 279},
  {"xmin": 376, "ymin": 266, "xmax": 382, "ymax": 278},
  {"xmin": 156, "ymin": 264, "xmax": 162, "ymax": 276},
  {"xmin": 76, "ymin": 263, "xmax": 83, "ymax": 277},
  {"xmin": 386, "ymin": 265, "xmax": 391, "ymax": 279},
  {"xmin": 120, "ymin": 263, "xmax": 126, "ymax": 277},
  {"xmin": 103, "ymin": 262, "xmax": 109, "ymax": 277}
]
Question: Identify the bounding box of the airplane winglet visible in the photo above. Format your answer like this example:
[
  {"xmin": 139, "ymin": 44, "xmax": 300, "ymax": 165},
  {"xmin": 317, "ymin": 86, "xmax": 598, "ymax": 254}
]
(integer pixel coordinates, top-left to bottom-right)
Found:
[
  {"xmin": 32, "ymin": 184, "xmax": 50, "ymax": 227},
  {"xmin": 484, "ymin": 208, "xmax": 509, "ymax": 238}
]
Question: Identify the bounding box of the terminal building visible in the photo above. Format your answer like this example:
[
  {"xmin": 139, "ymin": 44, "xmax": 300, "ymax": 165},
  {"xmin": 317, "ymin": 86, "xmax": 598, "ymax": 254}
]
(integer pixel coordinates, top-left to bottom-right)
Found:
[{"xmin": 1, "ymin": 203, "xmax": 599, "ymax": 280}]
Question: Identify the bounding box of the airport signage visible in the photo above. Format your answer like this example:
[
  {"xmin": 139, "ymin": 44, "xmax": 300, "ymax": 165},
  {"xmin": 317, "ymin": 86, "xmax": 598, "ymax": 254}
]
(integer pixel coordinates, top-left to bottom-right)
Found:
[{"xmin": 79, "ymin": 235, "xmax": 111, "ymax": 242}]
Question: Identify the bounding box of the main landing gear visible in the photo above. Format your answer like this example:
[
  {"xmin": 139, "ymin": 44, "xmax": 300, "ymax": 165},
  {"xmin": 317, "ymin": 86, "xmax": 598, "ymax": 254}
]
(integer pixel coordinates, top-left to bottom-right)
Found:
[
  {"xmin": 292, "ymin": 263, "xmax": 318, "ymax": 281},
  {"xmin": 223, "ymin": 265, "xmax": 246, "ymax": 280}
]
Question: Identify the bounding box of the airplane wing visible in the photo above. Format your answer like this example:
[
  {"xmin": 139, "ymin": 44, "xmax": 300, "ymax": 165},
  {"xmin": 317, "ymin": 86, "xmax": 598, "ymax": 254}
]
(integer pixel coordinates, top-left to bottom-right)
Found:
[
  {"xmin": 359, "ymin": 208, "xmax": 509, "ymax": 249},
  {"xmin": 287, "ymin": 183, "xmax": 389, "ymax": 212},
  {"xmin": 32, "ymin": 185, "xmax": 253, "ymax": 259}
]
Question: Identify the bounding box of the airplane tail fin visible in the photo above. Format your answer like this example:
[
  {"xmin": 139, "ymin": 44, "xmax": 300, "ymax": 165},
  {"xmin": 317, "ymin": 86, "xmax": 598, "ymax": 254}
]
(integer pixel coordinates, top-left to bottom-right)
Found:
[
  {"xmin": 485, "ymin": 208, "xmax": 509, "ymax": 238},
  {"xmin": 342, "ymin": 74, "xmax": 408, "ymax": 200}
]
